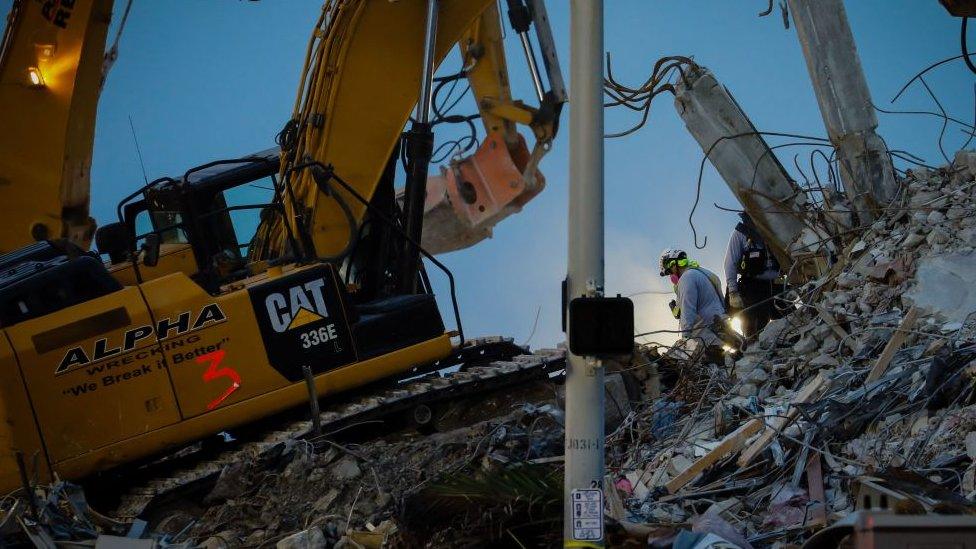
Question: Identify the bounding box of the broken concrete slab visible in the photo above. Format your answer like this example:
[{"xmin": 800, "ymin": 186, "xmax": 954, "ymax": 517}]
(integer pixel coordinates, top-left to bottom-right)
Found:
[
  {"xmin": 788, "ymin": 0, "xmax": 897, "ymax": 221},
  {"xmin": 908, "ymin": 254, "xmax": 976, "ymax": 322},
  {"xmin": 673, "ymin": 64, "xmax": 829, "ymax": 267}
]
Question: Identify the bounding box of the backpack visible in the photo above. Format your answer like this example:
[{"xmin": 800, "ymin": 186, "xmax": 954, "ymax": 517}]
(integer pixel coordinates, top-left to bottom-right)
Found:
[{"xmin": 735, "ymin": 222, "xmax": 779, "ymax": 277}]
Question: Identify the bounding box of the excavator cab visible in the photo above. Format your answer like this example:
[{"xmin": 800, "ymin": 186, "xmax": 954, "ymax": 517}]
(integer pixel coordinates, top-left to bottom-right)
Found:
[
  {"xmin": 97, "ymin": 150, "xmax": 286, "ymax": 292},
  {"xmin": 96, "ymin": 148, "xmax": 450, "ymax": 361}
]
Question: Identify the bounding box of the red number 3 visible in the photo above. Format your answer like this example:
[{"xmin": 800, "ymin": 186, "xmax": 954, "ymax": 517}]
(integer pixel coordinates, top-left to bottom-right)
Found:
[{"xmin": 195, "ymin": 350, "xmax": 241, "ymax": 410}]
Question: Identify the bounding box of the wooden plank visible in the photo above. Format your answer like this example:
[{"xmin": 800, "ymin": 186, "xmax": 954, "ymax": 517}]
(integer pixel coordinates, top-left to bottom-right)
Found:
[
  {"xmin": 737, "ymin": 372, "xmax": 827, "ymax": 467},
  {"xmin": 866, "ymin": 306, "xmax": 919, "ymax": 383},
  {"xmin": 665, "ymin": 419, "xmax": 763, "ymax": 494},
  {"xmin": 605, "ymin": 475, "xmax": 627, "ymax": 521},
  {"xmin": 815, "ymin": 306, "xmax": 857, "ymax": 352},
  {"xmin": 805, "ymin": 452, "xmax": 827, "ymax": 527}
]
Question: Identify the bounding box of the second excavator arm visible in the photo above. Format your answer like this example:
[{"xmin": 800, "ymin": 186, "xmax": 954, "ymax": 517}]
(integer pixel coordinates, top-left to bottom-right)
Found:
[{"xmin": 0, "ymin": 0, "xmax": 113, "ymax": 253}]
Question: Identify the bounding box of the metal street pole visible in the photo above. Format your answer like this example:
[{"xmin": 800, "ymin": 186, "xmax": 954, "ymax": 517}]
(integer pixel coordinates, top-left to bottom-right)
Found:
[{"xmin": 564, "ymin": 1, "xmax": 605, "ymax": 546}]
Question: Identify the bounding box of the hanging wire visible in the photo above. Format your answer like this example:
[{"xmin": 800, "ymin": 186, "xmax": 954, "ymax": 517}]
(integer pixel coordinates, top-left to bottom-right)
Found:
[
  {"xmin": 688, "ymin": 131, "xmax": 832, "ymax": 249},
  {"xmin": 963, "ymin": 17, "xmax": 976, "ymax": 75},
  {"xmin": 602, "ymin": 54, "xmax": 697, "ymax": 138},
  {"xmin": 918, "ymin": 77, "xmax": 952, "ymax": 165},
  {"xmin": 421, "ymin": 69, "xmax": 482, "ymax": 163},
  {"xmin": 892, "ymin": 53, "xmax": 976, "ymax": 103}
]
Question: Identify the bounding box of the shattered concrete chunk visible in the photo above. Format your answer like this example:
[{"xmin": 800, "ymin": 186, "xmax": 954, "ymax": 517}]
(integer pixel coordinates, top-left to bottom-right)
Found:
[
  {"xmin": 745, "ymin": 368, "xmax": 769, "ymax": 384},
  {"xmin": 809, "ymin": 353, "xmax": 839, "ymax": 368},
  {"xmin": 966, "ymin": 432, "xmax": 976, "ymax": 460},
  {"xmin": 836, "ymin": 272, "xmax": 859, "ymax": 288},
  {"xmin": 200, "ymin": 532, "xmax": 237, "ymax": 549},
  {"xmin": 942, "ymin": 322, "xmax": 963, "ymax": 333},
  {"xmin": 276, "ymin": 527, "xmax": 326, "ymax": 549},
  {"xmin": 331, "ymin": 456, "xmax": 362, "ymax": 481},
  {"xmin": 948, "ymin": 206, "xmax": 968, "ymax": 220},
  {"xmin": 960, "ymin": 228, "xmax": 976, "ymax": 247},
  {"xmin": 738, "ymin": 383, "xmax": 758, "ymax": 397},
  {"xmin": 909, "ymin": 254, "xmax": 976, "ymax": 322},
  {"xmin": 910, "ymin": 190, "xmax": 941, "ymax": 208},
  {"xmin": 927, "ymin": 228, "xmax": 950, "ymax": 245},
  {"xmin": 792, "ymin": 336, "xmax": 817, "ymax": 354},
  {"xmin": 756, "ymin": 318, "xmax": 790, "ymax": 350},
  {"xmin": 902, "ymin": 232, "xmax": 926, "ymax": 248}
]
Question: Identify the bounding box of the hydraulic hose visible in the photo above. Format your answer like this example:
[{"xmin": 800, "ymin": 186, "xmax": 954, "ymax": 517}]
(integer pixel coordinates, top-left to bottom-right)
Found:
[{"xmin": 309, "ymin": 166, "xmax": 359, "ymax": 264}]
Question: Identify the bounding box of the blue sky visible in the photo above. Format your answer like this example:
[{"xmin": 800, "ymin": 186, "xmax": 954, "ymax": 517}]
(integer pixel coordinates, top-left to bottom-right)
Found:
[{"xmin": 3, "ymin": 1, "xmax": 972, "ymax": 349}]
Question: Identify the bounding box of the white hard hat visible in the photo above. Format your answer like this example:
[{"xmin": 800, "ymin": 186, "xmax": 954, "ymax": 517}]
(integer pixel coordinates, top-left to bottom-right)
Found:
[{"xmin": 659, "ymin": 248, "xmax": 688, "ymax": 276}]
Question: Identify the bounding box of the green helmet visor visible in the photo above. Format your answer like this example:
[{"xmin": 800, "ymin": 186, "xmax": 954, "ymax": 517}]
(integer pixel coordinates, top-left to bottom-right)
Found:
[{"xmin": 660, "ymin": 257, "xmax": 689, "ymax": 276}]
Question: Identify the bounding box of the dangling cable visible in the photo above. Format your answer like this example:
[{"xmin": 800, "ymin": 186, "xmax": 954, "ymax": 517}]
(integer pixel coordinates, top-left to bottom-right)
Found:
[{"xmin": 962, "ymin": 17, "xmax": 976, "ymax": 75}]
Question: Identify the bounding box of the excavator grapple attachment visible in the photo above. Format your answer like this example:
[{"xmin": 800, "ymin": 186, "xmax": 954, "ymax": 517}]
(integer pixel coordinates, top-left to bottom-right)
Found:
[{"xmin": 419, "ymin": 132, "xmax": 545, "ymax": 254}]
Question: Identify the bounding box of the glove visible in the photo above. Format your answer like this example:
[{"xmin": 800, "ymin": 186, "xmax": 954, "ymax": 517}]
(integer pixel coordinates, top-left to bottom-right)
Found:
[
  {"xmin": 729, "ymin": 292, "xmax": 744, "ymax": 309},
  {"xmin": 669, "ymin": 299, "xmax": 680, "ymax": 319}
]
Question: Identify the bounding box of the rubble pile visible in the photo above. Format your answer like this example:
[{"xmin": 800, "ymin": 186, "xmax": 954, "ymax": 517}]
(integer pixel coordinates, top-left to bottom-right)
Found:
[
  {"xmin": 0, "ymin": 380, "xmax": 568, "ymax": 547},
  {"xmin": 606, "ymin": 152, "xmax": 976, "ymax": 546},
  {"xmin": 186, "ymin": 402, "xmax": 566, "ymax": 547}
]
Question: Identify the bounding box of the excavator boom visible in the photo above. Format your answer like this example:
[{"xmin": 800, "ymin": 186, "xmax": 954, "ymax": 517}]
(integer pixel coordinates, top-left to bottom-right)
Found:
[
  {"xmin": 0, "ymin": 0, "xmax": 110, "ymax": 252},
  {"xmin": 252, "ymin": 0, "xmax": 563, "ymax": 261}
]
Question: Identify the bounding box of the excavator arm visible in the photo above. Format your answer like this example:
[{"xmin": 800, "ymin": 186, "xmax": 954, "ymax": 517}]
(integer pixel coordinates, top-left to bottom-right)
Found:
[
  {"xmin": 0, "ymin": 0, "xmax": 112, "ymax": 252},
  {"xmin": 420, "ymin": 0, "xmax": 564, "ymax": 253},
  {"xmin": 250, "ymin": 0, "xmax": 563, "ymax": 262}
]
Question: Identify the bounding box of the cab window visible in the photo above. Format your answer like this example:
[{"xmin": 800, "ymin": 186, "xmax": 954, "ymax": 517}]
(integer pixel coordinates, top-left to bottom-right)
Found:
[{"xmin": 222, "ymin": 177, "xmax": 276, "ymax": 258}]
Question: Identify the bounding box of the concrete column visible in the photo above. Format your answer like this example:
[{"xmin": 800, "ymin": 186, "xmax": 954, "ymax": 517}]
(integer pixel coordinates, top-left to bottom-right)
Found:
[
  {"xmin": 674, "ymin": 65, "xmax": 827, "ymax": 266},
  {"xmin": 564, "ymin": 0, "xmax": 606, "ymax": 546},
  {"xmin": 788, "ymin": 0, "xmax": 896, "ymax": 225}
]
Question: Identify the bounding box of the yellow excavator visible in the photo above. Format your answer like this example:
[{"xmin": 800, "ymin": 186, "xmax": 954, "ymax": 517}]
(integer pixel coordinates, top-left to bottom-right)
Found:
[{"xmin": 0, "ymin": 0, "xmax": 564, "ymax": 500}]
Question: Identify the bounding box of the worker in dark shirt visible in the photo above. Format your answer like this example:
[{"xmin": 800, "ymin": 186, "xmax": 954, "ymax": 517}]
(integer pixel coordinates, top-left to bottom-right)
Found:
[{"xmin": 724, "ymin": 213, "xmax": 782, "ymax": 338}]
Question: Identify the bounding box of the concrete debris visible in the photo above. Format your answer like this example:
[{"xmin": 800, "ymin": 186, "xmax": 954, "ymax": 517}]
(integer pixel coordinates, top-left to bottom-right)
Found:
[
  {"xmin": 673, "ymin": 64, "xmax": 825, "ymax": 268},
  {"xmin": 0, "ymin": 480, "xmax": 171, "ymax": 547},
  {"xmin": 0, "ymin": 376, "xmax": 579, "ymax": 547},
  {"xmin": 276, "ymin": 527, "xmax": 326, "ymax": 549},
  {"xmin": 605, "ymin": 159, "xmax": 976, "ymax": 546},
  {"xmin": 331, "ymin": 455, "xmax": 363, "ymax": 482},
  {"xmin": 181, "ymin": 397, "xmax": 569, "ymax": 546},
  {"xmin": 909, "ymin": 254, "xmax": 976, "ymax": 322}
]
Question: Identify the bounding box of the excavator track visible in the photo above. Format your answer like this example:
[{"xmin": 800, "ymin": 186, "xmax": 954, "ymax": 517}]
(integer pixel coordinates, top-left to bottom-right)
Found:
[{"xmin": 111, "ymin": 338, "xmax": 564, "ymax": 519}]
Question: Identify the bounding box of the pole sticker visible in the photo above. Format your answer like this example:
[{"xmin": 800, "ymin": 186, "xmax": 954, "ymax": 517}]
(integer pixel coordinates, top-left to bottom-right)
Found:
[{"xmin": 570, "ymin": 488, "xmax": 604, "ymax": 541}]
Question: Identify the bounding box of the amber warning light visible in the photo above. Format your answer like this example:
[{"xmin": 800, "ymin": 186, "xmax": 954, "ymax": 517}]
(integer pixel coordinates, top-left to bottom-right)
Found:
[{"xmin": 27, "ymin": 67, "xmax": 44, "ymax": 87}]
